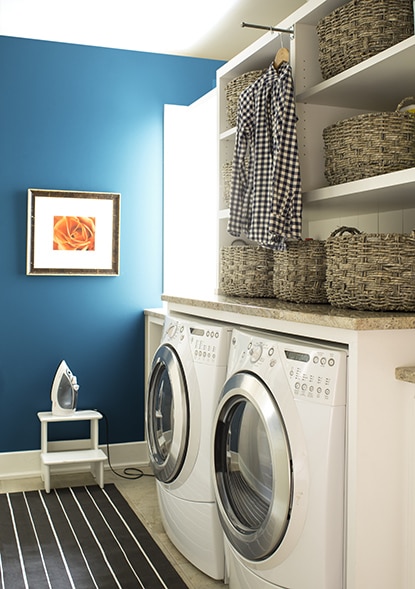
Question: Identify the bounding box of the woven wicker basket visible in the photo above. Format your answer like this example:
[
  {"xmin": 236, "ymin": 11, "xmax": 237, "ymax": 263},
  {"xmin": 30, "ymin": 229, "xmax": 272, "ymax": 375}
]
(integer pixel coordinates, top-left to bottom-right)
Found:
[
  {"xmin": 222, "ymin": 161, "xmax": 233, "ymax": 207},
  {"xmin": 220, "ymin": 245, "xmax": 274, "ymax": 297},
  {"xmin": 317, "ymin": 0, "xmax": 414, "ymax": 80},
  {"xmin": 323, "ymin": 98, "xmax": 415, "ymax": 185},
  {"xmin": 225, "ymin": 70, "xmax": 264, "ymax": 128},
  {"xmin": 273, "ymin": 240, "xmax": 328, "ymax": 304},
  {"xmin": 325, "ymin": 226, "xmax": 415, "ymax": 311}
]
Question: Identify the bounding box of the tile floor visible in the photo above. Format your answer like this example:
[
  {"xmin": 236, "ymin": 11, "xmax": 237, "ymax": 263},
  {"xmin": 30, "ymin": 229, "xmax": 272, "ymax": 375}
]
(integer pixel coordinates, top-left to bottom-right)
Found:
[{"xmin": 0, "ymin": 468, "xmax": 228, "ymax": 589}]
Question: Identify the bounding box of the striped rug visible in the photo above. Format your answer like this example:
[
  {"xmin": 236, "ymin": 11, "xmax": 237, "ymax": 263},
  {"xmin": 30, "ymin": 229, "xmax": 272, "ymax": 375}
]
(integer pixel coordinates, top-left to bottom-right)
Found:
[{"xmin": 0, "ymin": 484, "xmax": 189, "ymax": 588}]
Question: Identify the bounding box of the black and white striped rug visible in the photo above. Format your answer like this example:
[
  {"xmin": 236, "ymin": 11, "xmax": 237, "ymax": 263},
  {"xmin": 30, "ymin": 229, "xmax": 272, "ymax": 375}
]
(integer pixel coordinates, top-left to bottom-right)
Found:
[{"xmin": 0, "ymin": 484, "xmax": 189, "ymax": 588}]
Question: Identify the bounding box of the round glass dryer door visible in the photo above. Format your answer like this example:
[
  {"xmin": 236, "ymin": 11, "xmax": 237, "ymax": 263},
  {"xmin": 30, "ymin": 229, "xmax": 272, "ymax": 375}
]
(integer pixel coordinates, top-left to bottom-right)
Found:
[
  {"xmin": 213, "ymin": 371, "xmax": 292, "ymax": 561},
  {"xmin": 146, "ymin": 344, "xmax": 189, "ymax": 483}
]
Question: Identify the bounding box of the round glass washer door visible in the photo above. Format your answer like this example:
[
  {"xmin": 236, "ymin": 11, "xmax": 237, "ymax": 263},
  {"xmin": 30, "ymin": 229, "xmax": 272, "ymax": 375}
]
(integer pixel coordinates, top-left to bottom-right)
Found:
[
  {"xmin": 213, "ymin": 371, "xmax": 292, "ymax": 561},
  {"xmin": 146, "ymin": 344, "xmax": 189, "ymax": 484}
]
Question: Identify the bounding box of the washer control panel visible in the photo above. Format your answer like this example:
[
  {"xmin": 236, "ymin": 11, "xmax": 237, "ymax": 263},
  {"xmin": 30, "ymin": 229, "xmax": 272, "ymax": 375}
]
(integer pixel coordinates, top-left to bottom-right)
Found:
[
  {"xmin": 190, "ymin": 326, "xmax": 231, "ymax": 366},
  {"xmin": 163, "ymin": 318, "xmax": 231, "ymax": 366}
]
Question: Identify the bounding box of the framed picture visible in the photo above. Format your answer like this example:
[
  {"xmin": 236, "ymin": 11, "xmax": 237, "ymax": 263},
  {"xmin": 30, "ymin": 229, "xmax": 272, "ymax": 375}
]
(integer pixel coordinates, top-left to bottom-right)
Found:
[{"xmin": 26, "ymin": 189, "xmax": 120, "ymax": 276}]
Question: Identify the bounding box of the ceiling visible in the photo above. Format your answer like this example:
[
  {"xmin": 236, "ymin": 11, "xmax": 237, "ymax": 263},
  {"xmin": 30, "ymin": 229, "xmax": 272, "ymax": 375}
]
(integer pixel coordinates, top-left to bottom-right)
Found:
[{"xmin": 0, "ymin": 0, "xmax": 307, "ymax": 60}]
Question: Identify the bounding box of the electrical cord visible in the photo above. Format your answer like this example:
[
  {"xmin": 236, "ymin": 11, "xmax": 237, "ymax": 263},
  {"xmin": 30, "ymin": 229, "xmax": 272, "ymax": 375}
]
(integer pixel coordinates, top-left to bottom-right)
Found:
[{"xmin": 96, "ymin": 409, "xmax": 154, "ymax": 480}]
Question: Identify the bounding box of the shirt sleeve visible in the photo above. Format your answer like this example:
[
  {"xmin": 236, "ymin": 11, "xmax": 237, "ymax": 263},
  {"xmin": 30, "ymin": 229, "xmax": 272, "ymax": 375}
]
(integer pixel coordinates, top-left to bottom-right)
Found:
[{"xmin": 227, "ymin": 83, "xmax": 255, "ymax": 237}]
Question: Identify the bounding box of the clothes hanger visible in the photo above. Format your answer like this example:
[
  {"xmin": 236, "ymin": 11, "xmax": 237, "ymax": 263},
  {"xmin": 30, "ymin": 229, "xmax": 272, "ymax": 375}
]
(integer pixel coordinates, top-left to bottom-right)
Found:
[
  {"xmin": 273, "ymin": 47, "xmax": 290, "ymax": 70},
  {"xmin": 273, "ymin": 34, "xmax": 290, "ymax": 71}
]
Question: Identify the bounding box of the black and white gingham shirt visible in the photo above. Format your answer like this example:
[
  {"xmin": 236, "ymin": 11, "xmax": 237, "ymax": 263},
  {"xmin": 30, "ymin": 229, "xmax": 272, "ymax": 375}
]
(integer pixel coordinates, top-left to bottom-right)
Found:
[{"xmin": 227, "ymin": 62, "xmax": 302, "ymax": 249}]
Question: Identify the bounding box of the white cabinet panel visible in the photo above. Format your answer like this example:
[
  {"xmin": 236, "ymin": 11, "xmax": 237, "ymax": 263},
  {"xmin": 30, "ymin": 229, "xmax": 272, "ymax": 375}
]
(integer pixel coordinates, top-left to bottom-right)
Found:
[{"xmin": 164, "ymin": 90, "xmax": 217, "ymax": 295}]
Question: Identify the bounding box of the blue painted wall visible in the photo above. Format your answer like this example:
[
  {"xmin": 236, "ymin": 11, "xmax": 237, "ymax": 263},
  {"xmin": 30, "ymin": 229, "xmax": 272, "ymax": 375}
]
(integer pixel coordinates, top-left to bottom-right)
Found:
[{"xmin": 0, "ymin": 36, "xmax": 223, "ymax": 452}]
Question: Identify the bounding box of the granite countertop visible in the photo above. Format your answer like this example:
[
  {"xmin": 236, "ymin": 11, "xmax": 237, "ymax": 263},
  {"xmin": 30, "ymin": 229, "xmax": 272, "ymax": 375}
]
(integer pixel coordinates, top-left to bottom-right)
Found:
[
  {"xmin": 162, "ymin": 293, "xmax": 415, "ymax": 331},
  {"xmin": 144, "ymin": 307, "xmax": 166, "ymax": 320},
  {"xmin": 395, "ymin": 366, "xmax": 415, "ymax": 384}
]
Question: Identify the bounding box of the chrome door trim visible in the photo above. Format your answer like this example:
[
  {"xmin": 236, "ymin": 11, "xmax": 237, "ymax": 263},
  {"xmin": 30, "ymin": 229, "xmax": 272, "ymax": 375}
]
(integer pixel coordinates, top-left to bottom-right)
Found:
[
  {"xmin": 146, "ymin": 344, "xmax": 189, "ymax": 483},
  {"xmin": 213, "ymin": 371, "xmax": 292, "ymax": 561}
]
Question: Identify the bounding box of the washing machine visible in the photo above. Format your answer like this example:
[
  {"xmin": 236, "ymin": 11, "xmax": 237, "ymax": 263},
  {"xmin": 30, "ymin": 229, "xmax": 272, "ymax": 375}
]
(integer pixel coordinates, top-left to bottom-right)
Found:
[
  {"xmin": 212, "ymin": 328, "xmax": 347, "ymax": 588},
  {"xmin": 146, "ymin": 315, "xmax": 232, "ymax": 580}
]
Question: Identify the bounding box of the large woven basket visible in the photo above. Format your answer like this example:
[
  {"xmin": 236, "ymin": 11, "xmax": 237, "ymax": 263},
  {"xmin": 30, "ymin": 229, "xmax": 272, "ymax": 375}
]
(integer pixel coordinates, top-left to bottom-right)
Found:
[
  {"xmin": 317, "ymin": 0, "xmax": 414, "ymax": 80},
  {"xmin": 273, "ymin": 240, "xmax": 328, "ymax": 304},
  {"xmin": 225, "ymin": 70, "xmax": 264, "ymax": 128},
  {"xmin": 220, "ymin": 245, "xmax": 274, "ymax": 297},
  {"xmin": 323, "ymin": 98, "xmax": 415, "ymax": 185},
  {"xmin": 325, "ymin": 226, "xmax": 415, "ymax": 311}
]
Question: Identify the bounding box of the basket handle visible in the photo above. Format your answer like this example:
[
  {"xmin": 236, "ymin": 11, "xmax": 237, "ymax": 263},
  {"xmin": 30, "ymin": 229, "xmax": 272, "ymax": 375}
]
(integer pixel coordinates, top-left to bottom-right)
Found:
[
  {"xmin": 396, "ymin": 97, "xmax": 415, "ymax": 112},
  {"xmin": 329, "ymin": 226, "xmax": 362, "ymax": 238}
]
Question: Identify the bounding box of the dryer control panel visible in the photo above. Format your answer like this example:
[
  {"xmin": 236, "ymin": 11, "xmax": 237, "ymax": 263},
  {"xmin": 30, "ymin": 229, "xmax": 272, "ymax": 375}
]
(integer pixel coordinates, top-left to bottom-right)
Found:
[
  {"xmin": 228, "ymin": 330, "xmax": 347, "ymax": 407},
  {"xmin": 282, "ymin": 344, "xmax": 347, "ymax": 406}
]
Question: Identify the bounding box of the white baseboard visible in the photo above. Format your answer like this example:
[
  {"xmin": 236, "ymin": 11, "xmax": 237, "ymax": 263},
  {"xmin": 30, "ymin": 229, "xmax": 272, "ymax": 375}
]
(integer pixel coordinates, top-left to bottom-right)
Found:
[{"xmin": 0, "ymin": 441, "xmax": 149, "ymax": 480}]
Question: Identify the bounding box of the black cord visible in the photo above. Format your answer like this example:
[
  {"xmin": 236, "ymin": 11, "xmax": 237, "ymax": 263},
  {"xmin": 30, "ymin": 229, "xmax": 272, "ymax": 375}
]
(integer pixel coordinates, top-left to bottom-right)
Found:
[{"xmin": 97, "ymin": 410, "xmax": 154, "ymax": 480}]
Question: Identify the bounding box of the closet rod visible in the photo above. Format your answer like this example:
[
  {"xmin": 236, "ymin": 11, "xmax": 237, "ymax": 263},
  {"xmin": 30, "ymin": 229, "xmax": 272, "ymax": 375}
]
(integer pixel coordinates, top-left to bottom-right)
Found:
[{"xmin": 241, "ymin": 21, "xmax": 294, "ymax": 36}]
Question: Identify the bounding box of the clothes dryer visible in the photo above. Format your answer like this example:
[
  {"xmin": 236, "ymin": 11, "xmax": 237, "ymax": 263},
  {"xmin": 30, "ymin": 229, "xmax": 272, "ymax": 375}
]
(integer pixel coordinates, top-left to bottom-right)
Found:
[
  {"xmin": 146, "ymin": 315, "xmax": 232, "ymax": 579},
  {"xmin": 212, "ymin": 328, "xmax": 347, "ymax": 588}
]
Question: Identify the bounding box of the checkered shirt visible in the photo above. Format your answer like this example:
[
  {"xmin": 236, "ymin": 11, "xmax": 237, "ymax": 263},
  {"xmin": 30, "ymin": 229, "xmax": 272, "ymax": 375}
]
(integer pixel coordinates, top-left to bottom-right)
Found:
[{"xmin": 227, "ymin": 62, "xmax": 302, "ymax": 249}]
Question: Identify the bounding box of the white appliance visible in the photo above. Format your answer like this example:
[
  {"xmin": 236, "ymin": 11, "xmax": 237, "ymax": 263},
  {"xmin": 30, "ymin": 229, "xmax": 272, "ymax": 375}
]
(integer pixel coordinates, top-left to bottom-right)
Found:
[
  {"xmin": 212, "ymin": 328, "xmax": 347, "ymax": 588},
  {"xmin": 146, "ymin": 315, "xmax": 232, "ymax": 580}
]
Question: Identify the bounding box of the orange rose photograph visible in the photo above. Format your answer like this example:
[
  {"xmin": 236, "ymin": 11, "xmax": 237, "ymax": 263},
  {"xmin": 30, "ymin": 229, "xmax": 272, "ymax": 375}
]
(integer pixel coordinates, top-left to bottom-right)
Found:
[
  {"xmin": 27, "ymin": 189, "xmax": 120, "ymax": 276},
  {"xmin": 53, "ymin": 216, "xmax": 96, "ymax": 251}
]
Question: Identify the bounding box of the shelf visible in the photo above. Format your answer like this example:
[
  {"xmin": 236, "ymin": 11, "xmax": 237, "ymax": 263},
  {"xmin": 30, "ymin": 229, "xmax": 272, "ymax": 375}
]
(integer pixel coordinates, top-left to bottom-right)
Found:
[
  {"xmin": 303, "ymin": 167, "xmax": 415, "ymax": 220},
  {"xmin": 297, "ymin": 36, "xmax": 415, "ymax": 111},
  {"xmin": 220, "ymin": 169, "xmax": 415, "ymax": 221},
  {"xmin": 37, "ymin": 410, "xmax": 102, "ymax": 423},
  {"xmin": 220, "ymin": 128, "xmax": 236, "ymax": 140},
  {"xmin": 41, "ymin": 449, "xmax": 106, "ymax": 466}
]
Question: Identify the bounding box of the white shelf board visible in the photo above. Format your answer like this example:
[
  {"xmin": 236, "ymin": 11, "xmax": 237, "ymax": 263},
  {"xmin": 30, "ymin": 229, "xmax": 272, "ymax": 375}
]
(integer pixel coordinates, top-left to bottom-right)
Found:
[
  {"xmin": 220, "ymin": 128, "xmax": 236, "ymax": 141},
  {"xmin": 41, "ymin": 449, "xmax": 106, "ymax": 465},
  {"xmin": 297, "ymin": 36, "xmax": 415, "ymax": 111},
  {"xmin": 303, "ymin": 167, "xmax": 415, "ymax": 220},
  {"xmin": 37, "ymin": 410, "xmax": 102, "ymax": 422}
]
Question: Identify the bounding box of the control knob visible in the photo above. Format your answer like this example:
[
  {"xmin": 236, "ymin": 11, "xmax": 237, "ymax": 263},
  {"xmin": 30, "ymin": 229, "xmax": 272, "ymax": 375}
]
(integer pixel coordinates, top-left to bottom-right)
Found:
[
  {"xmin": 249, "ymin": 342, "xmax": 263, "ymax": 363},
  {"xmin": 166, "ymin": 323, "xmax": 178, "ymax": 339}
]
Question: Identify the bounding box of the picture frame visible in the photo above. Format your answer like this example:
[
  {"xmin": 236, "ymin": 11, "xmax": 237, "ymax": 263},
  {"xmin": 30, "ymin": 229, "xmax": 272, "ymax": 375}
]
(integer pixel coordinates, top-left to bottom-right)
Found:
[{"xmin": 26, "ymin": 189, "xmax": 120, "ymax": 276}]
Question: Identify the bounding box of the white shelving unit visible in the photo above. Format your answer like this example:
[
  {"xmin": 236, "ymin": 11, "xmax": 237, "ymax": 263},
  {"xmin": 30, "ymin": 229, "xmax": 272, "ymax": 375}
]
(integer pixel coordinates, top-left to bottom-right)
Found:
[
  {"xmin": 209, "ymin": 2, "xmax": 415, "ymax": 586},
  {"xmin": 38, "ymin": 410, "xmax": 106, "ymax": 493},
  {"xmin": 216, "ymin": 0, "xmax": 415, "ymax": 284}
]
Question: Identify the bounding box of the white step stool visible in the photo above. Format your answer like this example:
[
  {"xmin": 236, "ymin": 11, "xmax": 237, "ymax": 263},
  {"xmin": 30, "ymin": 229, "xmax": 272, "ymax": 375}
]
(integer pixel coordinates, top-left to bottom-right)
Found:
[{"xmin": 37, "ymin": 410, "xmax": 107, "ymax": 493}]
